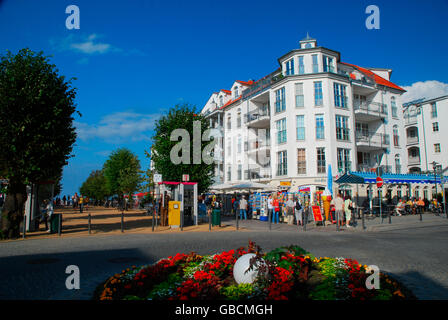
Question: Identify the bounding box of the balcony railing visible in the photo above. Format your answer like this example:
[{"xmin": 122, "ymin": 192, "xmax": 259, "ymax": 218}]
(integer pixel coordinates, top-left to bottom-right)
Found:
[
  {"xmin": 408, "ymin": 157, "xmax": 421, "ymax": 166},
  {"xmin": 405, "ymin": 116, "xmax": 418, "ymax": 125},
  {"xmin": 406, "ymin": 136, "xmax": 419, "ymax": 145},
  {"xmin": 354, "ymin": 102, "xmax": 388, "ymax": 117},
  {"xmin": 244, "ymin": 168, "xmax": 272, "ymax": 180},
  {"xmin": 355, "ymin": 132, "xmax": 390, "ymax": 148},
  {"xmin": 245, "ymin": 109, "xmax": 270, "ymax": 124}
]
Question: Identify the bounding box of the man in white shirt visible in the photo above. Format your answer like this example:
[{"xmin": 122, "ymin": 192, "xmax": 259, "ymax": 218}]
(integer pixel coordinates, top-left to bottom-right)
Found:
[
  {"xmin": 239, "ymin": 196, "xmax": 247, "ymax": 220},
  {"xmin": 267, "ymin": 195, "xmax": 273, "ymax": 222}
]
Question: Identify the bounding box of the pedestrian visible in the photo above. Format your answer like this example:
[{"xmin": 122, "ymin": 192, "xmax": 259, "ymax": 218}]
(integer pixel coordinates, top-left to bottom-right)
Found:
[
  {"xmin": 233, "ymin": 196, "xmax": 239, "ymax": 217},
  {"xmin": 272, "ymin": 194, "xmax": 280, "ymax": 224},
  {"xmin": 344, "ymin": 195, "xmax": 354, "ymax": 228},
  {"xmin": 239, "ymin": 196, "xmax": 247, "ymax": 220},
  {"xmin": 267, "ymin": 194, "xmax": 274, "ymax": 222},
  {"xmin": 285, "ymin": 195, "xmax": 295, "ymax": 225},
  {"xmin": 332, "ymin": 193, "xmax": 345, "ymax": 227},
  {"xmin": 295, "ymin": 196, "xmax": 303, "ymax": 226},
  {"xmin": 79, "ymin": 195, "xmax": 84, "ymax": 213}
]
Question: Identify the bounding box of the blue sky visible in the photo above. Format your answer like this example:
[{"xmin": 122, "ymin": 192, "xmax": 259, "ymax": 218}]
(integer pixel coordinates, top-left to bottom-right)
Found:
[{"xmin": 1, "ymin": 0, "xmax": 447, "ymax": 196}]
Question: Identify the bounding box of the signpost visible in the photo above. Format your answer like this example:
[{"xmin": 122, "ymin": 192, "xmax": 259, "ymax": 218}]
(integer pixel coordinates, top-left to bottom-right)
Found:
[{"xmin": 376, "ymin": 176, "xmax": 383, "ymax": 223}]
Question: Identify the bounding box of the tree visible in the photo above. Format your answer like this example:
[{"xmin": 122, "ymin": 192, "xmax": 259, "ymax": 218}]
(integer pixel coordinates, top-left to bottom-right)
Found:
[
  {"xmin": 149, "ymin": 104, "xmax": 214, "ymax": 194},
  {"xmin": 103, "ymin": 148, "xmax": 142, "ymax": 208},
  {"xmin": 79, "ymin": 170, "xmax": 108, "ymax": 202},
  {"xmin": 0, "ymin": 49, "xmax": 78, "ymax": 239}
]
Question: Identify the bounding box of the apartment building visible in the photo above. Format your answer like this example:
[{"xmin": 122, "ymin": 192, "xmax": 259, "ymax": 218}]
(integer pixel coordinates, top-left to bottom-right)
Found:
[
  {"xmin": 403, "ymin": 95, "xmax": 447, "ymax": 176},
  {"xmin": 201, "ymin": 35, "xmax": 407, "ymax": 195}
]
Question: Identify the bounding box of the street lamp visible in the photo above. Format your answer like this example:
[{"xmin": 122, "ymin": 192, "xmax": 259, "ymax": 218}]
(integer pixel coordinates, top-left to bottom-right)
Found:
[{"xmin": 431, "ymin": 161, "xmax": 439, "ymax": 200}]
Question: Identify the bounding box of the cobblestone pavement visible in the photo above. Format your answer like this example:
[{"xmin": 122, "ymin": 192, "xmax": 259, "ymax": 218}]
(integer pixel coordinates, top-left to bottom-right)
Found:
[{"xmin": 0, "ymin": 214, "xmax": 447, "ymax": 300}]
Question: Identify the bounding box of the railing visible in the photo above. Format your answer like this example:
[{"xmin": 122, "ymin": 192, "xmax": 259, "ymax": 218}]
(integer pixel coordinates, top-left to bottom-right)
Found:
[
  {"xmin": 247, "ymin": 140, "xmax": 271, "ymax": 151},
  {"xmin": 241, "ymin": 73, "xmax": 281, "ymax": 100},
  {"xmin": 357, "ymin": 165, "xmax": 392, "ymax": 173},
  {"xmin": 354, "ymin": 102, "xmax": 388, "ymax": 117},
  {"xmin": 406, "ymin": 136, "xmax": 419, "ymax": 145},
  {"xmin": 244, "ymin": 169, "xmax": 272, "ymax": 180},
  {"xmin": 245, "ymin": 109, "xmax": 270, "ymax": 123},
  {"xmin": 405, "ymin": 116, "xmax": 418, "ymax": 125},
  {"xmin": 355, "ymin": 132, "xmax": 390, "ymax": 147},
  {"xmin": 408, "ymin": 157, "xmax": 421, "ymax": 165}
]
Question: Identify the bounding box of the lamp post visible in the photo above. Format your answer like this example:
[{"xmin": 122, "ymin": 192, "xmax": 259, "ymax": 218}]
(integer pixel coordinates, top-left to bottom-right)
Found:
[{"xmin": 431, "ymin": 161, "xmax": 439, "ymax": 200}]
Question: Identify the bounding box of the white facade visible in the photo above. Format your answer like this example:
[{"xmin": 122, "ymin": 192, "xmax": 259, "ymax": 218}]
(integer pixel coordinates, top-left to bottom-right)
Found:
[
  {"xmin": 201, "ymin": 36, "xmax": 407, "ymax": 194},
  {"xmin": 403, "ymin": 95, "xmax": 448, "ymax": 174}
]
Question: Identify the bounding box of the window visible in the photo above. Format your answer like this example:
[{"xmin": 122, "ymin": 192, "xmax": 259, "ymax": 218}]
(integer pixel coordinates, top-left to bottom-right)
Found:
[
  {"xmin": 312, "ymin": 54, "xmax": 319, "ymax": 73},
  {"xmin": 356, "ymin": 123, "xmax": 369, "ymax": 136},
  {"xmin": 323, "ymin": 56, "xmax": 334, "ymax": 73},
  {"xmin": 391, "ymin": 97, "xmax": 397, "ymax": 118},
  {"xmin": 237, "ymin": 135, "xmax": 242, "ymax": 153},
  {"xmin": 227, "ymin": 116, "xmax": 231, "ymax": 130},
  {"xmin": 277, "ymin": 150, "xmax": 288, "ymax": 176},
  {"xmin": 276, "ymin": 118, "xmax": 287, "ymax": 144},
  {"xmin": 431, "ymin": 103, "xmax": 437, "ymax": 118},
  {"xmin": 314, "ymin": 81, "xmax": 323, "ymax": 106},
  {"xmin": 315, "ymin": 114, "xmax": 325, "ymax": 139},
  {"xmin": 298, "ymin": 56, "xmax": 305, "ymax": 74},
  {"xmin": 227, "ymin": 138, "xmax": 231, "ymax": 156},
  {"xmin": 237, "ymin": 164, "xmax": 242, "ymax": 180},
  {"xmin": 334, "ymin": 83, "xmax": 348, "ymax": 108},
  {"xmin": 227, "ymin": 166, "xmax": 231, "ymax": 181},
  {"xmin": 317, "ymin": 148, "xmax": 326, "ymax": 174},
  {"xmin": 393, "ymin": 125, "xmax": 399, "ymax": 146},
  {"xmin": 297, "ymin": 148, "xmax": 306, "ymax": 174},
  {"xmin": 295, "ymin": 83, "xmax": 304, "ymax": 107},
  {"xmin": 219, "ymin": 96, "xmax": 223, "ymax": 106},
  {"xmin": 275, "ymin": 87, "xmax": 286, "ymax": 113},
  {"xmin": 237, "ymin": 111, "xmax": 241, "ymax": 128},
  {"xmin": 337, "ymin": 148, "xmax": 351, "ymax": 173},
  {"xmin": 285, "ymin": 58, "xmax": 294, "ymax": 75},
  {"xmin": 435, "ymin": 143, "xmax": 441, "ymax": 153},
  {"xmin": 235, "ymin": 86, "xmax": 239, "ymax": 98},
  {"xmin": 335, "ymin": 115, "xmax": 350, "ymax": 141},
  {"xmin": 433, "ymin": 122, "xmax": 439, "ymax": 132},
  {"xmin": 296, "ymin": 115, "xmax": 305, "ymax": 140},
  {"xmin": 395, "ymin": 155, "xmax": 401, "ymax": 174}
]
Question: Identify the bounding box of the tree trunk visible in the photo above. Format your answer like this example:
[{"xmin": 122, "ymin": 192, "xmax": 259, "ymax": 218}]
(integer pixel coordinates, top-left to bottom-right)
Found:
[{"xmin": 1, "ymin": 182, "xmax": 27, "ymax": 239}]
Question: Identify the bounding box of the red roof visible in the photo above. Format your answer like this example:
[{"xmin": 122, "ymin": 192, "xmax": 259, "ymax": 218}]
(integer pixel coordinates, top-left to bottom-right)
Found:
[
  {"xmin": 220, "ymin": 89, "xmax": 231, "ymax": 95},
  {"xmin": 236, "ymin": 80, "xmax": 254, "ymax": 86},
  {"xmin": 341, "ymin": 62, "xmax": 405, "ymax": 92},
  {"xmin": 220, "ymin": 96, "xmax": 242, "ymax": 109}
]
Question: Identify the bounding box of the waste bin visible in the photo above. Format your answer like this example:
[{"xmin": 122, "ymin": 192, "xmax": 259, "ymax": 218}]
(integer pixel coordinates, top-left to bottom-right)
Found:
[
  {"xmin": 212, "ymin": 208, "xmax": 221, "ymax": 226},
  {"xmin": 50, "ymin": 214, "xmax": 61, "ymax": 234}
]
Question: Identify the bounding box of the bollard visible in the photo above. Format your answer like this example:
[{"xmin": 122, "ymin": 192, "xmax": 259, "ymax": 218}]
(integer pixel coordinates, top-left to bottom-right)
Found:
[
  {"xmin": 303, "ymin": 208, "xmax": 307, "ymax": 232},
  {"xmin": 336, "ymin": 211, "xmax": 339, "ymax": 232},
  {"xmin": 209, "ymin": 210, "xmax": 211, "ymax": 232},
  {"xmin": 419, "ymin": 207, "xmax": 422, "ymax": 221},
  {"xmin": 181, "ymin": 209, "xmax": 184, "ymax": 231},
  {"xmin": 58, "ymin": 215, "xmax": 62, "ymax": 236},
  {"xmin": 362, "ymin": 209, "xmax": 366, "ymax": 230},
  {"xmin": 121, "ymin": 211, "xmax": 124, "ymax": 233},
  {"xmin": 152, "ymin": 209, "xmax": 154, "ymax": 232},
  {"xmin": 236, "ymin": 209, "xmax": 239, "ymax": 230},
  {"xmin": 88, "ymin": 213, "xmax": 91, "ymax": 234},
  {"xmin": 388, "ymin": 208, "xmax": 392, "ymax": 224},
  {"xmin": 268, "ymin": 209, "xmax": 271, "ymax": 231},
  {"xmin": 22, "ymin": 215, "xmax": 26, "ymax": 239}
]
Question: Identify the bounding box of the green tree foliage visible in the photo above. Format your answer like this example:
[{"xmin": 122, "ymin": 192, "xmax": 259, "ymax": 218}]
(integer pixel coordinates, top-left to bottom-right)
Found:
[
  {"xmin": 103, "ymin": 148, "xmax": 142, "ymax": 202},
  {"xmin": 0, "ymin": 49, "xmax": 78, "ymax": 238},
  {"xmin": 79, "ymin": 170, "xmax": 108, "ymax": 201},
  {"xmin": 149, "ymin": 104, "xmax": 214, "ymax": 194}
]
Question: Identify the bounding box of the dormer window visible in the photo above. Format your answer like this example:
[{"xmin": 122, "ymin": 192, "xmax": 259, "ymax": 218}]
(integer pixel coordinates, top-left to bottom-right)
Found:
[
  {"xmin": 285, "ymin": 59, "xmax": 294, "ymax": 76},
  {"xmin": 235, "ymin": 86, "xmax": 239, "ymax": 98},
  {"xmin": 219, "ymin": 96, "xmax": 223, "ymax": 106},
  {"xmin": 323, "ymin": 55, "xmax": 334, "ymax": 73}
]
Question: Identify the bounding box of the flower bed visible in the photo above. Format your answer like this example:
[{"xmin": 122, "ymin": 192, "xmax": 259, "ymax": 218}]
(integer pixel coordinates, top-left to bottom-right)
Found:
[{"xmin": 93, "ymin": 242, "xmax": 415, "ymax": 300}]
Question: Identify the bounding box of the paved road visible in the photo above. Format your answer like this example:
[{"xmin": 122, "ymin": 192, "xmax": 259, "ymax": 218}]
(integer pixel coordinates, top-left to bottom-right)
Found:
[{"xmin": 0, "ymin": 215, "xmax": 447, "ymax": 300}]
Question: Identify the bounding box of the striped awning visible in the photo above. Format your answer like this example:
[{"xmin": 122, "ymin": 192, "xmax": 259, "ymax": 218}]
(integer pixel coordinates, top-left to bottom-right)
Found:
[{"xmin": 335, "ymin": 171, "xmax": 446, "ymax": 185}]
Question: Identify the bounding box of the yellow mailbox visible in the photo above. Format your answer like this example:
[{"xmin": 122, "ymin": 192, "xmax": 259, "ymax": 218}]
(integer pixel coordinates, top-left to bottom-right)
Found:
[{"xmin": 168, "ymin": 201, "xmax": 181, "ymax": 228}]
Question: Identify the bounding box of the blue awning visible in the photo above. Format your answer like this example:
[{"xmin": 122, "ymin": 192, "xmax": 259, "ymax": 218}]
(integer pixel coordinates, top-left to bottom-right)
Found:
[{"xmin": 335, "ymin": 171, "xmax": 446, "ymax": 185}]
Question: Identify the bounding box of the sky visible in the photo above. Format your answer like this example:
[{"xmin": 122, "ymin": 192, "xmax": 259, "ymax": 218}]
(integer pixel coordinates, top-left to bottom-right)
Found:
[{"xmin": 0, "ymin": 0, "xmax": 447, "ymax": 196}]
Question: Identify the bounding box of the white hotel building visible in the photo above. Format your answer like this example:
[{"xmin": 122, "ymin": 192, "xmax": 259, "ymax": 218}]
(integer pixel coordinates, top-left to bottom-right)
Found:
[{"xmin": 201, "ymin": 35, "xmax": 407, "ymax": 196}]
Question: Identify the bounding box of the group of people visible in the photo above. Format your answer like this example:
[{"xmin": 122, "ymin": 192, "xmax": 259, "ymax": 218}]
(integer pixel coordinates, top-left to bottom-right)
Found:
[
  {"xmin": 39, "ymin": 199, "xmax": 54, "ymax": 232},
  {"xmin": 395, "ymin": 197, "xmax": 442, "ymax": 216}
]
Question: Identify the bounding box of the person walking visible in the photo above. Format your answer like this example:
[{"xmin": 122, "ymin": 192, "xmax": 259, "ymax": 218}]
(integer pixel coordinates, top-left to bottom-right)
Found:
[
  {"xmin": 285, "ymin": 195, "xmax": 295, "ymax": 225},
  {"xmin": 267, "ymin": 194, "xmax": 274, "ymax": 223},
  {"xmin": 294, "ymin": 196, "xmax": 303, "ymax": 226},
  {"xmin": 344, "ymin": 195, "xmax": 354, "ymax": 228},
  {"xmin": 239, "ymin": 196, "xmax": 247, "ymax": 220},
  {"xmin": 233, "ymin": 196, "xmax": 239, "ymax": 217},
  {"xmin": 333, "ymin": 193, "xmax": 345, "ymax": 227},
  {"xmin": 272, "ymin": 194, "xmax": 280, "ymax": 224},
  {"xmin": 79, "ymin": 195, "xmax": 84, "ymax": 213}
]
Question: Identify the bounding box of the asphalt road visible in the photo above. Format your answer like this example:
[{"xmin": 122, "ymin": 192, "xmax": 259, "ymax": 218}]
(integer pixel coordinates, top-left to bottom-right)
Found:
[{"xmin": 0, "ymin": 221, "xmax": 447, "ymax": 300}]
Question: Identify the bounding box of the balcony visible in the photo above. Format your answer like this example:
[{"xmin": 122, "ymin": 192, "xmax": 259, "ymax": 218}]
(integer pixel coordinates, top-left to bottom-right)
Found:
[
  {"xmin": 245, "ymin": 110, "xmax": 270, "ymax": 128},
  {"xmin": 408, "ymin": 156, "xmax": 421, "ymax": 166},
  {"xmin": 406, "ymin": 136, "xmax": 419, "ymax": 146},
  {"xmin": 355, "ymin": 132, "xmax": 390, "ymax": 151},
  {"xmin": 354, "ymin": 102, "xmax": 388, "ymax": 121},
  {"xmin": 244, "ymin": 168, "xmax": 272, "ymax": 180},
  {"xmin": 405, "ymin": 116, "xmax": 418, "ymax": 126}
]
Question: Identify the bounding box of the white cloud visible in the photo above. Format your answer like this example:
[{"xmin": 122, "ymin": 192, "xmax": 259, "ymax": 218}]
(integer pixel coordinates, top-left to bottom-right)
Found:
[
  {"xmin": 401, "ymin": 80, "xmax": 448, "ymax": 104},
  {"xmin": 75, "ymin": 112, "xmax": 161, "ymax": 143}
]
